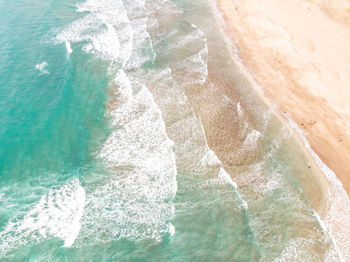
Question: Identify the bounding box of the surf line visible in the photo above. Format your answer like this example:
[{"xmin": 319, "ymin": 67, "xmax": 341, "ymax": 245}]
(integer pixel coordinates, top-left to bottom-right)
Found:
[{"xmin": 284, "ymin": 112, "xmax": 349, "ymax": 261}]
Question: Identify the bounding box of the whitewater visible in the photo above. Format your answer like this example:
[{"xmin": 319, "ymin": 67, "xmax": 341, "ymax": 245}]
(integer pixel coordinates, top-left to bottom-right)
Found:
[{"xmin": 0, "ymin": 0, "xmax": 349, "ymax": 261}]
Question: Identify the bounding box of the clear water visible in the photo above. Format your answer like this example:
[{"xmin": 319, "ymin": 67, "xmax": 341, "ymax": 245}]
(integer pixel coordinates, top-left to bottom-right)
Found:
[{"xmin": 0, "ymin": 0, "xmax": 343, "ymax": 261}]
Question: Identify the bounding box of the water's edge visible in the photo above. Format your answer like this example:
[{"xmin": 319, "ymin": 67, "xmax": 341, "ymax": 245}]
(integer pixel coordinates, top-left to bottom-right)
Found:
[{"xmin": 212, "ymin": 1, "xmax": 350, "ymax": 260}]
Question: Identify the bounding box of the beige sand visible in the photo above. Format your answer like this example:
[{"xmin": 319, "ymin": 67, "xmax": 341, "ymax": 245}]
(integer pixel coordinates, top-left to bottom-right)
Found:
[
  {"xmin": 215, "ymin": 1, "xmax": 350, "ymax": 259},
  {"xmin": 216, "ymin": 0, "xmax": 350, "ymax": 197}
]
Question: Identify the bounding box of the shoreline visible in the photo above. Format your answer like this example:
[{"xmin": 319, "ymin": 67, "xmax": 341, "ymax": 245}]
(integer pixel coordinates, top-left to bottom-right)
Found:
[
  {"xmin": 215, "ymin": 0, "xmax": 350, "ymax": 196},
  {"xmin": 213, "ymin": 0, "xmax": 350, "ymax": 260}
]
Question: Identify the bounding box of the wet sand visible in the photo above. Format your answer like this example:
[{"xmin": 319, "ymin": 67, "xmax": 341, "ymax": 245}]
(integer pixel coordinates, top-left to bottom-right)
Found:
[
  {"xmin": 214, "ymin": 0, "xmax": 350, "ymax": 259},
  {"xmin": 216, "ymin": 0, "xmax": 350, "ymax": 195}
]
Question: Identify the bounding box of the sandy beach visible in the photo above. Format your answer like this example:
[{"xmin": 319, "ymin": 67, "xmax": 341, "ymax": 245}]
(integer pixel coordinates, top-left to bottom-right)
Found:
[
  {"xmin": 215, "ymin": 0, "xmax": 350, "ymax": 259},
  {"xmin": 216, "ymin": 0, "xmax": 350, "ymax": 195}
]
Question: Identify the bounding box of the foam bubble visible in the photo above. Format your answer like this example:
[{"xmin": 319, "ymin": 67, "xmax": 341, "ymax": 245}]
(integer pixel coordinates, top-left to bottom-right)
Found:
[{"xmin": 35, "ymin": 61, "xmax": 49, "ymax": 74}]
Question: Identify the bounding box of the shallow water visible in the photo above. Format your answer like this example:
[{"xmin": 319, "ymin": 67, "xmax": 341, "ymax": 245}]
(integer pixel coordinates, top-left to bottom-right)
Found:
[{"xmin": 0, "ymin": 0, "xmax": 344, "ymax": 261}]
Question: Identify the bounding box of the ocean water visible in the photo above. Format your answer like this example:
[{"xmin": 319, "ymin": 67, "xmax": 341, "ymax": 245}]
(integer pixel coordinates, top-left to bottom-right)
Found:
[{"xmin": 0, "ymin": 0, "xmax": 345, "ymax": 261}]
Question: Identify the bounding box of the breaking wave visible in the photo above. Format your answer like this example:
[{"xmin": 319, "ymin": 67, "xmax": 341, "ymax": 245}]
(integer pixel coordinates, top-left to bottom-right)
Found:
[{"xmin": 0, "ymin": 179, "xmax": 85, "ymax": 255}]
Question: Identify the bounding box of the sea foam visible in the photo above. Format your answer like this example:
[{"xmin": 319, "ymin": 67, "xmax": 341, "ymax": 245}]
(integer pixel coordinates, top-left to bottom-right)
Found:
[
  {"xmin": 35, "ymin": 61, "xmax": 49, "ymax": 74},
  {"xmin": 75, "ymin": 79, "xmax": 177, "ymax": 244},
  {"xmin": 0, "ymin": 179, "xmax": 85, "ymax": 255},
  {"xmin": 54, "ymin": 0, "xmax": 178, "ymax": 244}
]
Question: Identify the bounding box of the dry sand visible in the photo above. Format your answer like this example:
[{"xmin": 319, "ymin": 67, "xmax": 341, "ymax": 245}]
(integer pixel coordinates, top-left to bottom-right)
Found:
[{"xmin": 216, "ymin": 0, "xmax": 350, "ymax": 197}]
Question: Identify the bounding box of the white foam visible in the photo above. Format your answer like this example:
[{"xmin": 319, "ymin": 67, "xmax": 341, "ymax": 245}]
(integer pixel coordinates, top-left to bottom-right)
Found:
[
  {"xmin": 76, "ymin": 0, "xmax": 97, "ymax": 12},
  {"xmin": 53, "ymin": 0, "xmax": 179, "ymax": 245},
  {"xmin": 199, "ymin": 148, "xmax": 221, "ymax": 166},
  {"xmin": 74, "ymin": 72, "xmax": 177, "ymax": 244},
  {"xmin": 237, "ymin": 101, "xmax": 242, "ymax": 116},
  {"xmin": 313, "ymin": 211, "xmax": 344, "ymax": 262},
  {"xmin": 35, "ymin": 61, "xmax": 49, "ymax": 75},
  {"xmin": 124, "ymin": 17, "xmax": 155, "ymax": 69},
  {"xmin": 65, "ymin": 40, "xmax": 73, "ymax": 55},
  {"xmin": 177, "ymin": 45, "xmax": 208, "ymax": 86},
  {"xmin": 169, "ymin": 223, "xmax": 175, "ymax": 236},
  {"xmin": 218, "ymin": 167, "xmax": 237, "ymax": 188},
  {"xmin": 285, "ymin": 115, "xmax": 350, "ymax": 261},
  {"xmin": 54, "ymin": 0, "xmax": 158, "ymax": 71},
  {"xmin": 242, "ymin": 129, "xmax": 261, "ymax": 149},
  {"xmin": 113, "ymin": 69, "xmax": 132, "ymax": 103},
  {"xmin": 0, "ymin": 179, "xmax": 86, "ymax": 255},
  {"xmin": 171, "ymin": 26, "xmax": 205, "ymax": 49},
  {"xmin": 273, "ymin": 238, "xmax": 315, "ymax": 262},
  {"xmin": 218, "ymin": 168, "xmax": 248, "ymax": 210},
  {"xmin": 143, "ymin": 68, "xmax": 225, "ymax": 178},
  {"xmin": 55, "ymin": 0, "xmax": 132, "ymax": 63},
  {"xmin": 159, "ymin": 22, "xmax": 208, "ymax": 88}
]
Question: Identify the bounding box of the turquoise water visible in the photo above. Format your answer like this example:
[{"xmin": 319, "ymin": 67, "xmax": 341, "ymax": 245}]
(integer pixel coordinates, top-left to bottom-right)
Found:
[{"xmin": 0, "ymin": 0, "xmax": 343, "ymax": 261}]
